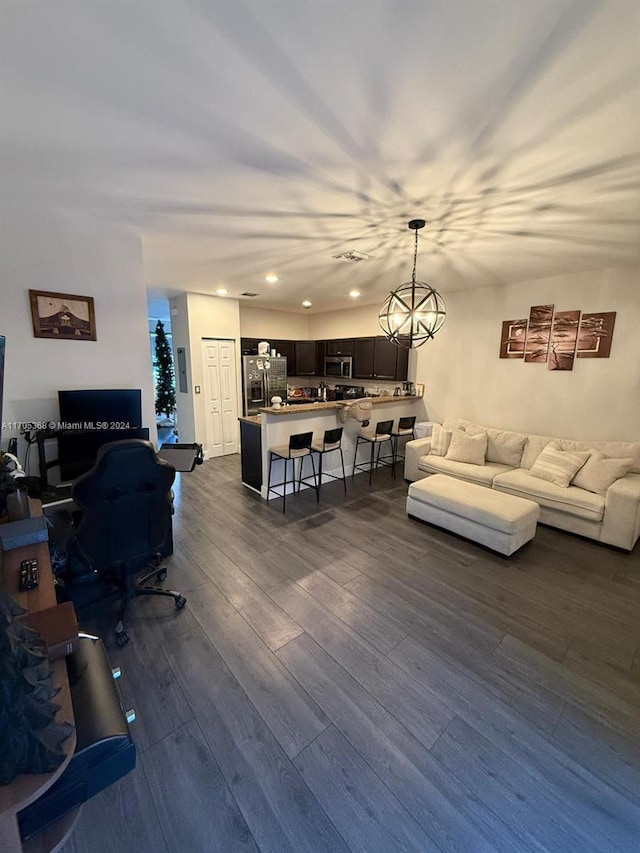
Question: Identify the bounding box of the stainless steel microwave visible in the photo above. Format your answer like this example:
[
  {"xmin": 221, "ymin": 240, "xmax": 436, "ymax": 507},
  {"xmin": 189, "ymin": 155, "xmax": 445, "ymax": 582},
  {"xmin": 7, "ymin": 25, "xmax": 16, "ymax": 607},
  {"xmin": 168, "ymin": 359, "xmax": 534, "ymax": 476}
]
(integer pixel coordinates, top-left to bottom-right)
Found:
[{"xmin": 324, "ymin": 355, "xmax": 352, "ymax": 378}]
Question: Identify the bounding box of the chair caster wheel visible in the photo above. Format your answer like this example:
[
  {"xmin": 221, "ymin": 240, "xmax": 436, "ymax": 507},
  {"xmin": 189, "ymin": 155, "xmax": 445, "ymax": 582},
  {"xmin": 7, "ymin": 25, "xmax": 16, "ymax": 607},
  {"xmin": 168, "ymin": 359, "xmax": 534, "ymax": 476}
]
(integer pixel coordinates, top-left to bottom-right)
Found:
[
  {"xmin": 156, "ymin": 568, "xmax": 167, "ymax": 582},
  {"xmin": 175, "ymin": 595, "xmax": 187, "ymax": 610},
  {"xmin": 116, "ymin": 630, "xmax": 130, "ymax": 647}
]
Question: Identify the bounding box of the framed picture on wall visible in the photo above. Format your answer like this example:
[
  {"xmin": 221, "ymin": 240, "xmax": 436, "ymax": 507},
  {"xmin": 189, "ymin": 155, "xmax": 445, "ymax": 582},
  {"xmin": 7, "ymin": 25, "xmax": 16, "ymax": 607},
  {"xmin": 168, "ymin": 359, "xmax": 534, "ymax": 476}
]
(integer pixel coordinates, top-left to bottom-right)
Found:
[
  {"xmin": 29, "ymin": 290, "xmax": 97, "ymax": 340},
  {"xmin": 499, "ymin": 318, "xmax": 527, "ymax": 358},
  {"xmin": 576, "ymin": 312, "xmax": 616, "ymax": 358}
]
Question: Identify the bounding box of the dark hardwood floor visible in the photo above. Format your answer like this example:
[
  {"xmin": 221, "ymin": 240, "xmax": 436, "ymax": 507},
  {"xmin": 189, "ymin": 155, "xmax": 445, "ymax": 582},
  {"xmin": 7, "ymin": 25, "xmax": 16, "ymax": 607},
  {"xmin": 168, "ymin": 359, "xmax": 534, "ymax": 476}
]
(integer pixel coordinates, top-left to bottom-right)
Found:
[{"xmin": 63, "ymin": 455, "xmax": 640, "ymax": 852}]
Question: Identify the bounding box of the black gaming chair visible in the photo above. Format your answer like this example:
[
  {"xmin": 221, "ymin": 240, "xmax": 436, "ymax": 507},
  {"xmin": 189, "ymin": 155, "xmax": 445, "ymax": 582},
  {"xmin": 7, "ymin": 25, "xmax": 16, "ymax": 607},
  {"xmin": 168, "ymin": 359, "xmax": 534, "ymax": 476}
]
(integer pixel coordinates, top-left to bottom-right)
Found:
[{"xmin": 69, "ymin": 439, "xmax": 185, "ymax": 646}]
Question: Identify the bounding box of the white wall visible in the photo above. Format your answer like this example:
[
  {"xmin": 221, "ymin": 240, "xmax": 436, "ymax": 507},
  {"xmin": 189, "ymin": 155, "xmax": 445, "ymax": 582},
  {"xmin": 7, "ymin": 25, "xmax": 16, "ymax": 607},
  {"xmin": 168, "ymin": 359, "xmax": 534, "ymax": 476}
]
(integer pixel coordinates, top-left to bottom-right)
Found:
[
  {"xmin": 241, "ymin": 303, "xmax": 387, "ymax": 341},
  {"xmin": 172, "ymin": 293, "xmax": 241, "ymax": 444},
  {"xmin": 1, "ymin": 207, "xmax": 157, "ymax": 474},
  {"xmin": 240, "ymin": 306, "xmax": 310, "ymax": 340},
  {"xmin": 415, "ymin": 265, "xmax": 640, "ymax": 441},
  {"xmin": 309, "ymin": 304, "xmax": 380, "ymax": 339}
]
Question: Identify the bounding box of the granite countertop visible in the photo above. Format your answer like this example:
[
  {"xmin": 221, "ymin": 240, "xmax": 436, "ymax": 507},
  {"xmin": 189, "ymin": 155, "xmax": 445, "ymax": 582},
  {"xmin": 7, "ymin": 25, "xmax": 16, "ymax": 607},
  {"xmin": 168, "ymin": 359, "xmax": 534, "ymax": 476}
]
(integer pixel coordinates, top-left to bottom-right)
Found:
[
  {"xmin": 259, "ymin": 395, "xmax": 419, "ymax": 416},
  {"xmin": 238, "ymin": 415, "xmax": 261, "ymax": 424}
]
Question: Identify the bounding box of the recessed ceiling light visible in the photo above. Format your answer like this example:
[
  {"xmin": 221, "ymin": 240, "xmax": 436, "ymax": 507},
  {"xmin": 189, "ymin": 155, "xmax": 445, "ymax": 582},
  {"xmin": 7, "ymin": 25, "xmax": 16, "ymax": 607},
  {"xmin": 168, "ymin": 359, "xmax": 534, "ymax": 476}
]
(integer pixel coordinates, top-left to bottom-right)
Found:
[
  {"xmin": 349, "ymin": 289, "xmax": 361, "ymax": 298},
  {"xmin": 265, "ymin": 274, "xmax": 279, "ymax": 283},
  {"xmin": 215, "ymin": 287, "xmax": 228, "ymax": 296},
  {"xmin": 302, "ymin": 300, "xmax": 312, "ymax": 308}
]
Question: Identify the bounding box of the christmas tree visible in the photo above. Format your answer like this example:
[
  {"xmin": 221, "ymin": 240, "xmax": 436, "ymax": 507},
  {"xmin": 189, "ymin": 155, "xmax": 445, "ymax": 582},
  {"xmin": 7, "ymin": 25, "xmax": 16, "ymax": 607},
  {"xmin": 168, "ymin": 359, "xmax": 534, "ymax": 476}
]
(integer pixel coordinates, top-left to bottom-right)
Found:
[{"xmin": 154, "ymin": 320, "xmax": 176, "ymax": 420}]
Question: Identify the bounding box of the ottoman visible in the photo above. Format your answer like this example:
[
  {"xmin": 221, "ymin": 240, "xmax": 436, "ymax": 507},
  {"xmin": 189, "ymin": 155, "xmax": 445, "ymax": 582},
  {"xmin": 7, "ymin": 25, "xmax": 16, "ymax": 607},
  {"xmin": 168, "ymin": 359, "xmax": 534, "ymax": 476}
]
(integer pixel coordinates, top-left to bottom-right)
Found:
[{"xmin": 407, "ymin": 474, "xmax": 539, "ymax": 556}]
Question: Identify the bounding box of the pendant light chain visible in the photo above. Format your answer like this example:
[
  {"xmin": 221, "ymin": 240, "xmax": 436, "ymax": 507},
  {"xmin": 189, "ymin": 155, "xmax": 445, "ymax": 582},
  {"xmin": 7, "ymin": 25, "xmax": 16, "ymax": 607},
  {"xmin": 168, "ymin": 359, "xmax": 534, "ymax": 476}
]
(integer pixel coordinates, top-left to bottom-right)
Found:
[
  {"xmin": 411, "ymin": 228, "xmax": 418, "ymax": 287},
  {"xmin": 411, "ymin": 228, "xmax": 418, "ymax": 318}
]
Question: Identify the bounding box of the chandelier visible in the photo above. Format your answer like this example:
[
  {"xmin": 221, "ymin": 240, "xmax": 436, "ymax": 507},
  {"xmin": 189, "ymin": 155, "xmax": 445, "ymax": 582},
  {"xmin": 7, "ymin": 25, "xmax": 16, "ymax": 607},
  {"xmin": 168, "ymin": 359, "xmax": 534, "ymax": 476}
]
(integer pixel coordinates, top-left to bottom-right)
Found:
[{"xmin": 378, "ymin": 219, "xmax": 446, "ymax": 348}]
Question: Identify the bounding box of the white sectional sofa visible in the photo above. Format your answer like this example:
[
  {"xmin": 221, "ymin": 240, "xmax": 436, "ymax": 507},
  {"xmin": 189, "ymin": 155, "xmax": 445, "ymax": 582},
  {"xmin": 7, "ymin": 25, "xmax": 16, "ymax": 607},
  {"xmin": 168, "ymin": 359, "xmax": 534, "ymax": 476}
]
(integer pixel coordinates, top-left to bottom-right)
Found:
[{"xmin": 404, "ymin": 417, "xmax": 640, "ymax": 551}]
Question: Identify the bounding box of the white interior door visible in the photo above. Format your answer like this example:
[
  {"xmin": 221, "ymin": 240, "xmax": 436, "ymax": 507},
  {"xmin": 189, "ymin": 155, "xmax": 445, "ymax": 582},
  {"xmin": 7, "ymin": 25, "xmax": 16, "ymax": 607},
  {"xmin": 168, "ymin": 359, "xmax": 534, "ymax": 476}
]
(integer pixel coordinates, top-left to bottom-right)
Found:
[{"xmin": 201, "ymin": 338, "xmax": 239, "ymax": 458}]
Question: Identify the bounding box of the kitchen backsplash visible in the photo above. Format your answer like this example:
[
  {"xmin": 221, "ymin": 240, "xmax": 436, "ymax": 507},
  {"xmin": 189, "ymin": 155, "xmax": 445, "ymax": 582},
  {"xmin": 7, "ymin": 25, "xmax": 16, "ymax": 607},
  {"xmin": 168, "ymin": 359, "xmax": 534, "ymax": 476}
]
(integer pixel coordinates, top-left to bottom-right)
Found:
[{"xmin": 288, "ymin": 377, "xmax": 402, "ymax": 397}]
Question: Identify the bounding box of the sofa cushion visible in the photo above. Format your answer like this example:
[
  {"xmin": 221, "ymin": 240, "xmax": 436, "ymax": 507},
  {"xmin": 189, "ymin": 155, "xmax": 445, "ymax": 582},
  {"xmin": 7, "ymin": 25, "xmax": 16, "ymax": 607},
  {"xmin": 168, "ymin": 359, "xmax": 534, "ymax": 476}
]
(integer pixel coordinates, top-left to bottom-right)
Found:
[
  {"xmin": 493, "ymin": 469, "xmax": 605, "ymax": 522},
  {"xmin": 418, "ymin": 455, "xmax": 511, "ymax": 487},
  {"xmin": 485, "ymin": 430, "xmax": 527, "ymax": 467},
  {"xmin": 443, "ymin": 419, "xmax": 640, "ymax": 474},
  {"xmin": 528, "ymin": 441, "xmax": 590, "ymax": 488},
  {"xmin": 445, "ymin": 428, "xmax": 487, "ymax": 465},
  {"xmin": 571, "ymin": 450, "xmax": 634, "ymax": 496},
  {"xmin": 460, "ymin": 422, "xmax": 528, "ymax": 467},
  {"xmin": 520, "ymin": 433, "xmax": 640, "ymax": 474},
  {"xmin": 431, "ymin": 424, "xmax": 453, "ymax": 456}
]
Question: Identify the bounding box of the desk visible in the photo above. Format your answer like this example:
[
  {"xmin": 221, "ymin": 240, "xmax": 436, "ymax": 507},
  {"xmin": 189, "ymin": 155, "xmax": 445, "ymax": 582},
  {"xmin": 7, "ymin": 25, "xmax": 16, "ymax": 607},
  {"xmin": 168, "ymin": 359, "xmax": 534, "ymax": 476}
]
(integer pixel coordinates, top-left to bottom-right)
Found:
[
  {"xmin": 0, "ymin": 500, "xmax": 79, "ymax": 853},
  {"xmin": 36, "ymin": 428, "xmax": 150, "ymax": 487}
]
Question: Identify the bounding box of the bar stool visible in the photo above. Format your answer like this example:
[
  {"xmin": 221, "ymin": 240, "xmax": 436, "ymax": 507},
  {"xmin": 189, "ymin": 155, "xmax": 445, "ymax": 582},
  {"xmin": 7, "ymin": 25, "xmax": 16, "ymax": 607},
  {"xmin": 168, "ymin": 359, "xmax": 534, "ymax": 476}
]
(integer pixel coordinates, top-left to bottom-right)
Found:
[
  {"xmin": 267, "ymin": 431, "xmax": 318, "ymax": 512},
  {"xmin": 391, "ymin": 416, "xmax": 417, "ymax": 471},
  {"xmin": 352, "ymin": 419, "xmax": 395, "ymax": 486},
  {"xmin": 310, "ymin": 426, "xmax": 346, "ymax": 496}
]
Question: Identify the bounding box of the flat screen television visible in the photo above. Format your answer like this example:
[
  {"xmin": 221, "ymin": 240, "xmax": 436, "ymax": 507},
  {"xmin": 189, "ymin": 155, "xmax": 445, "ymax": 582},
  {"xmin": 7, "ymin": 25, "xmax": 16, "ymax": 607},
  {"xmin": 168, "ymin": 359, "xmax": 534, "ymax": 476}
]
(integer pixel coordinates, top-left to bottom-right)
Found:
[
  {"xmin": 58, "ymin": 389, "xmax": 142, "ymax": 430},
  {"xmin": 56, "ymin": 389, "xmax": 147, "ymax": 482}
]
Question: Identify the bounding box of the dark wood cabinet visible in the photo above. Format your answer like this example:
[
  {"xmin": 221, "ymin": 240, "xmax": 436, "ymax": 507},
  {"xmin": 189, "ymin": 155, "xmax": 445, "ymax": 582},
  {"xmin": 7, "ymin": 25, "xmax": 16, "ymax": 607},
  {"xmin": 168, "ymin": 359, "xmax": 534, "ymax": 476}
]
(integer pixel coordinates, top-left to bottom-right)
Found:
[
  {"xmin": 240, "ymin": 338, "xmax": 258, "ymax": 355},
  {"xmin": 240, "ymin": 420, "xmax": 262, "ymax": 491},
  {"xmin": 373, "ymin": 337, "xmax": 400, "ymax": 380},
  {"xmin": 244, "ymin": 335, "xmax": 408, "ymax": 382},
  {"xmin": 325, "ymin": 338, "xmax": 354, "ymax": 355},
  {"xmin": 394, "ymin": 344, "xmax": 409, "ymax": 382},
  {"xmin": 272, "ymin": 340, "xmax": 295, "ymax": 374},
  {"xmin": 353, "ymin": 337, "xmax": 375, "ymax": 379},
  {"xmin": 294, "ymin": 340, "xmax": 317, "ymax": 375},
  {"xmin": 353, "ymin": 336, "xmax": 408, "ymax": 381}
]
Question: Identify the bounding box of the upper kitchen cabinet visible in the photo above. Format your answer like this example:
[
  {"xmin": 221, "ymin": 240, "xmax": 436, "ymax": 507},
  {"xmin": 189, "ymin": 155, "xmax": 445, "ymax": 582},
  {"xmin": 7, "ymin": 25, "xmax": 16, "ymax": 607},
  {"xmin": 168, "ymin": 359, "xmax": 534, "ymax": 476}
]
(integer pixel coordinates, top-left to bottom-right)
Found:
[
  {"xmin": 353, "ymin": 336, "xmax": 408, "ymax": 381},
  {"xmin": 393, "ymin": 343, "xmax": 409, "ymax": 382},
  {"xmin": 373, "ymin": 336, "xmax": 400, "ymax": 380},
  {"xmin": 325, "ymin": 338, "xmax": 354, "ymax": 356},
  {"xmin": 353, "ymin": 337, "xmax": 375, "ymax": 379},
  {"xmin": 272, "ymin": 340, "xmax": 296, "ymax": 373},
  {"xmin": 240, "ymin": 338, "xmax": 259, "ymax": 355},
  {"xmin": 294, "ymin": 340, "xmax": 317, "ymax": 375}
]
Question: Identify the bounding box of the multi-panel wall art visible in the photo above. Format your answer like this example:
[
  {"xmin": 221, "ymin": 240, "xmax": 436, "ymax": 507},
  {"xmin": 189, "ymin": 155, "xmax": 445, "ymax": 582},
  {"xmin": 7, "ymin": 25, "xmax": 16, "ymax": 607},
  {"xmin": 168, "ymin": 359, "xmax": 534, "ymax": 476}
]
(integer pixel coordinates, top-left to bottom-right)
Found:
[{"xmin": 499, "ymin": 306, "xmax": 616, "ymax": 371}]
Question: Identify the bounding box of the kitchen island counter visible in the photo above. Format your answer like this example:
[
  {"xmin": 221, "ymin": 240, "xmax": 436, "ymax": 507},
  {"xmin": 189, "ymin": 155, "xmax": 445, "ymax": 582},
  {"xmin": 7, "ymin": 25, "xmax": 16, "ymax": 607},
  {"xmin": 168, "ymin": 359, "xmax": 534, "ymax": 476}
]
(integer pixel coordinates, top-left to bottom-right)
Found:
[
  {"xmin": 259, "ymin": 395, "xmax": 420, "ymax": 416},
  {"xmin": 240, "ymin": 396, "xmax": 426, "ymax": 499}
]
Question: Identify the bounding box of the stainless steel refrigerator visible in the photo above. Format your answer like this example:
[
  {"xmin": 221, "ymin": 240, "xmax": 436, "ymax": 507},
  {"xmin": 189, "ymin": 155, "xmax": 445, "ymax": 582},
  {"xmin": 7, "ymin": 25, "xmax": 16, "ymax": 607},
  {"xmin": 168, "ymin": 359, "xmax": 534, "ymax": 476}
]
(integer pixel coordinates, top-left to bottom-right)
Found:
[{"xmin": 242, "ymin": 355, "xmax": 288, "ymax": 415}]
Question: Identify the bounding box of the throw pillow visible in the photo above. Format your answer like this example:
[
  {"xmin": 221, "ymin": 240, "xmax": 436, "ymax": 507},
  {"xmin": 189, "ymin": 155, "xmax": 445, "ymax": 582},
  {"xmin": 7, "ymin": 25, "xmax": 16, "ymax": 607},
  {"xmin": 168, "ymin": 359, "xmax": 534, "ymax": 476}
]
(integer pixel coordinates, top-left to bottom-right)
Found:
[
  {"xmin": 529, "ymin": 441, "xmax": 590, "ymax": 488},
  {"xmin": 445, "ymin": 428, "xmax": 488, "ymax": 465},
  {"xmin": 572, "ymin": 449, "xmax": 633, "ymax": 495},
  {"xmin": 485, "ymin": 430, "xmax": 528, "ymax": 467},
  {"xmin": 430, "ymin": 424, "xmax": 453, "ymax": 457}
]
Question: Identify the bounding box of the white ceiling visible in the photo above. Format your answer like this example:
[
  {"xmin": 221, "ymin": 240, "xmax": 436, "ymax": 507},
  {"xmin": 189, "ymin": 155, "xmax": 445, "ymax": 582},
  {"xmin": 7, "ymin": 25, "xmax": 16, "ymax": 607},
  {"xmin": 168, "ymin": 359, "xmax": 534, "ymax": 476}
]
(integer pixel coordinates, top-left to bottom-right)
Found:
[{"xmin": 2, "ymin": 1, "xmax": 639, "ymax": 314}]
